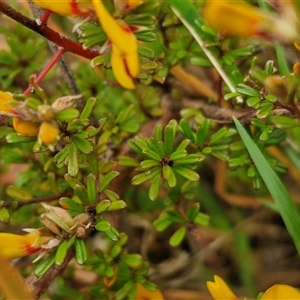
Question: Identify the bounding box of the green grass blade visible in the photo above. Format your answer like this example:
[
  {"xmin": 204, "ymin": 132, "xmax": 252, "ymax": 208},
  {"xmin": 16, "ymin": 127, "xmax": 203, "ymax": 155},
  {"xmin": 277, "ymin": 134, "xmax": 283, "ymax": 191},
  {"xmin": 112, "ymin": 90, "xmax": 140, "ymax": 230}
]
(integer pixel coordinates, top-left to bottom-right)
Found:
[{"xmin": 233, "ymin": 117, "xmax": 300, "ymax": 255}]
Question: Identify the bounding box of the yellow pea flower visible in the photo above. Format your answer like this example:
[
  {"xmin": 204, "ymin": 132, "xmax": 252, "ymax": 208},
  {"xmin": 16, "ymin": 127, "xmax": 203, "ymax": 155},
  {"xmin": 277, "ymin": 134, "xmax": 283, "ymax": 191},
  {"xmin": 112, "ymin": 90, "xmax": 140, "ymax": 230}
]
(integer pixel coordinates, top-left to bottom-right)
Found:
[
  {"xmin": 125, "ymin": 0, "xmax": 145, "ymax": 9},
  {"xmin": 12, "ymin": 117, "xmax": 40, "ymax": 137},
  {"xmin": 135, "ymin": 283, "xmax": 165, "ymax": 300},
  {"xmin": 261, "ymin": 284, "xmax": 300, "ymax": 299},
  {"xmin": 91, "ymin": 0, "xmax": 140, "ymax": 89},
  {"xmin": 206, "ymin": 275, "xmax": 238, "ymax": 300},
  {"xmin": 38, "ymin": 121, "xmax": 60, "ymax": 145},
  {"xmin": 0, "ymin": 90, "xmax": 18, "ymax": 115},
  {"xmin": 203, "ymin": 0, "xmax": 270, "ymax": 37},
  {"xmin": 0, "ymin": 231, "xmax": 43, "ymax": 260},
  {"xmin": 32, "ymin": 0, "xmax": 94, "ymax": 17}
]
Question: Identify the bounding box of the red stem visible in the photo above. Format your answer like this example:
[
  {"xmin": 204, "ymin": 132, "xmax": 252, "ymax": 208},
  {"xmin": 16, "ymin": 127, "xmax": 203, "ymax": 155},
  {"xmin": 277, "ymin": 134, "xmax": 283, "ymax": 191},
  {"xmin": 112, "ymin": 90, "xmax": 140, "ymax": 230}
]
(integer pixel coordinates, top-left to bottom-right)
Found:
[
  {"xmin": 38, "ymin": 9, "xmax": 52, "ymax": 26},
  {"xmin": 24, "ymin": 48, "xmax": 66, "ymax": 95},
  {"xmin": 0, "ymin": 1, "xmax": 99, "ymax": 60}
]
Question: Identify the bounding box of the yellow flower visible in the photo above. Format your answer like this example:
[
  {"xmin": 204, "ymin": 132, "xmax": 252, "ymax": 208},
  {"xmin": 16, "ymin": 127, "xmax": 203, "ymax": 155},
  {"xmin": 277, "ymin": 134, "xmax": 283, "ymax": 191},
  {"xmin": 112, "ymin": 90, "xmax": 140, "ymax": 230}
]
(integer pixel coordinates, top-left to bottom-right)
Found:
[
  {"xmin": 203, "ymin": 0, "xmax": 270, "ymax": 37},
  {"xmin": 0, "ymin": 231, "xmax": 43, "ymax": 260},
  {"xmin": 261, "ymin": 284, "xmax": 300, "ymax": 300},
  {"xmin": 32, "ymin": 0, "xmax": 94, "ymax": 17},
  {"xmin": 135, "ymin": 283, "xmax": 164, "ymax": 300},
  {"xmin": 13, "ymin": 117, "xmax": 40, "ymax": 137},
  {"xmin": 206, "ymin": 275, "xmax": 238, "ymax": 300},
  {"xmin": 0, "ymin": 90, "xmax": 18, "ymax": 115},
  {"xmin": 125, "ymin": 0, "xmax": 145, "ymax": 10},
  {"xmin": 91, "ymin": 0, "xmax": 140, "ymax": 89},
  {"xmin": 38, "ymin": 122, "xmax": 60, "ymax": 145}
]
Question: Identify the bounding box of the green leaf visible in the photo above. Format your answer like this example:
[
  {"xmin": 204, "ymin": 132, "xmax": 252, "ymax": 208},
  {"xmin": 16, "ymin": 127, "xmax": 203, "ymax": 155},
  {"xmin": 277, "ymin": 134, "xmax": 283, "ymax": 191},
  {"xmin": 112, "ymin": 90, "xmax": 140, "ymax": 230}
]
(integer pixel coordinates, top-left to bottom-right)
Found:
[
  {"xmin": 55, "ymin": 108, "xmax": 79, "ymax": 121},
  {"xmin": 138, "ymin": 46, "xmax": 155, "ymax": 59},
  {"xmin": 234, "ymin": 117, "xmax": 300, "ymax": 255},
  {"xmin": 71, "ymin": 134, "xmax": 93, "ymax": 154},
  {"xmin": 140, "ymin": 159, "xmax": 160, "ymax": 169},
  {"xmin": 173, "ymin": 166, "xmax": 200, "ymax": 181},
  {"xmin": 194, "ymin": 212, "xmax": 209, "ymax": 226},
  {"xmin": 174, "ymin": 153, "xmax": 201, "ymax": 165},
  {"xmin": 146, "ymin": 138, "xmax": 165, "ymax": 157},
  {"xmin": 169, "ymin": 150, "xmax": 187, "ymax": 161},
  {"xmin": 142, "ymin": 148, "xmax": 161, "ymax": 161},
  {"xmin": 74, "ymin": 185, "xmax": 90, "ymax": 205},
  {"xmin": 68, "ymin": 144, "xmax": 79, "ymax": 177},
  {"xmin": 105, "ymin": 227, "xmax": 119, "ymax": 241},
  {"xmin": 6, "ymin": 185, "xmax": 32, "ymax": 200},
  {"xmin": 35, "ymin": 251, "xmax": 56, "ymax": 276},
  {"xmin": 0, "ymin": 126, "xmax": 14, "ymax": 139},
  {"xmin": 186, "ymin": 203, "xmax": 200, "ymax": 222},
  {"xmin": 153, "ymin": 217, "xmax": 172, "ymax": 231},
  {"xmin": 99, "ymin": 171, "xmax": 120, "ymax": 192},
  {"xmin": 236, "ymin": 84, "xmax": 259, "ymax": 97},
  {"xmin": 80, "ymin": 97, "xmax": 97, "ymax": 120},
  {"xmin": 122, "ymin": 254, "xmax": 143, "ymax": 269},
  {"xmin": 59, "ymin": 197, "xmax": 85, "ymax": 213},
  {"xmin": 95, "ymin": 219, "xmax": 111, "ymax": 232},
  {"xmin": 96, "ymin": 199, "xmax": 111, "ymax": 213},
  {"xmin": 6, "ymin": 133, "xmax": 36, "ymax": 143},
  {"xmin": 179, "ymin": 119, "xmax": 195, "ymax": 142},
  {"xmin": 169, "ymin": 226, "xmax": 186, "ymax": 247},
  {"xmin": 64, "ymin": 174, "xmax": 84, "ymax": 189},
  {"xmin": 106, "ymin": 200, "xmax": 127, "ymax": 211},
  {"xmin": 54, "ymin": 145, "xmax": 70, "ymax": 165},
  {"xmin": 149, "ymin": 174, "xmax": 161, "ymax": 201},
  {"xmin": 87, "ymin": 173, "xmax": 97, "ymax": 204},
  {"xmin": 74, "ymin": 238, "xmax": 87, "ymax": 266},
  {"xmin": 55, "ymin": 240, "xmax": 68, "ymax": 266},
  {"xmin": 132, "ymin": 167, "xmax": 161, "ymax": 185},
  {"xmin": 0, "ymin": 207, "xmax": 9, "ymax": 223}
]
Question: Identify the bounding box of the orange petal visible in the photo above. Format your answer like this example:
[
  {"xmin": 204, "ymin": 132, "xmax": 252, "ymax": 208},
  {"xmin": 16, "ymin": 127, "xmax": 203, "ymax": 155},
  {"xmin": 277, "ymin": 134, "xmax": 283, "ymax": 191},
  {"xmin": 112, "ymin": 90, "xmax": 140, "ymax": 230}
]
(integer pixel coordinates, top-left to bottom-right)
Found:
[
  {"xmin": 206, "ymin": 275, "xmax": 237, "ymax": 300},
  {"xmin": 203, "ymin": 0, "xmax": 269, "ymax": 37},
  {"xmin": 0, "ymin": 90, "xmax": 18, "ymax": 115},
  {"xmin": 91, "ymin": 0, "xmax": 138, "ymax": 55},
  {"xmin": 262, "ymin": 284, "xmax": 300, "ymax": 300},
  {"xmin": 38, "ymin": 122, "xmax": 60, "ymax": 145},
  {"xmin": 0, "ymin": 231, "xmax": 41, "ymax": 260},
  {"xmin": 111, "ymin": 46, "xmax": 136, "ymax": 89},
  {"xmin": 32, "ymin": 0, "xmax": 93, "ymax": 17},
  {"xmin": 135, "ymin": 283, "xmax": 164, "ymax": 300},
  {"xmin": 13, "ymin": 117, "xmax": 39, "ymax": 137}
]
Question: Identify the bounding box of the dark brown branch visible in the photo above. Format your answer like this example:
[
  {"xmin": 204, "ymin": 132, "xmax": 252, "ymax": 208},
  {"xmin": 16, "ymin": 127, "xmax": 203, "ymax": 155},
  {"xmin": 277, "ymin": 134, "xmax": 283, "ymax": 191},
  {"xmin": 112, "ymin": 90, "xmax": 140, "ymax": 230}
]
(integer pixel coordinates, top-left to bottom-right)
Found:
[
  {"xmin": 0, "ymin": 1, "xmax": 99, "ymax": 60},
  {"xmin": 2, "ymin": 193, "xmax": 72, "ymax": 209}
]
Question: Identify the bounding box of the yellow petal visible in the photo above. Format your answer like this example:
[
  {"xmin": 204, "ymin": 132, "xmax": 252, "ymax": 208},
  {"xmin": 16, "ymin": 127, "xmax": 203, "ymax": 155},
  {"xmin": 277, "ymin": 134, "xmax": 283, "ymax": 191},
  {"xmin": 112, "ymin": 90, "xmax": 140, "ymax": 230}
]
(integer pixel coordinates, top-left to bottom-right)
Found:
[
  {"xmin": 135, "ymin": 283, "xmax": 164, "ymax": 300},
  {"xmin": 32, "ymin": 0, "xmax": 93, "ymax": 17},
  {"xmin": 111, "ymin": 46, "xmax": 136, "ymax": 89},
  {"xmin": 38, "ymin": 122, "xmax": 60, "ymax": 145},
  {"xmin": 0, "ymin": 90, "xmax": 17, "ymax": 115},
  {"xmin": 262, "ymin": 284, "xmax": 300, "ymax": 300},
  {"xmin": 203, "ymin": 0, "xmax": 269, "ymax": 37},
  {"xmin": 91, "ymin": 0, "xmax": 138, "ymax": 55},
  {"xmin": 125, "ymin": 51, "xmax": 140, "ymax": 78},
  {"xmin": 206, "ymin": 275, "xmax": 237, "ymax": 300},
  {"xmin": 0, "ymin": 231, "xmax": 41, "ymax": 260},
  {"xmin": 13, "ymin": 117, "xmax": 39, "ymax": 137}
]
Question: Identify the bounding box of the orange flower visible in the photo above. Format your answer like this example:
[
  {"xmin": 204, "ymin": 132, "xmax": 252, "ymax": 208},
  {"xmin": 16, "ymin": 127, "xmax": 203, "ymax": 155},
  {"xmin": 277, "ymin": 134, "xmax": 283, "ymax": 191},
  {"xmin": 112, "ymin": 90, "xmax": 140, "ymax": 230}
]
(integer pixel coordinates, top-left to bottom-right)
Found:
[
  {"xmin": 12, "ymin": 117, "xmax": 40, "ymax": 137},
  {"xmin": 203, "ymin": 0, "xmax": 270, "ymax": 37},
  {"xmin": 206, "ymin": 275, "xmax": 237, "ymax": 300},
  {"xmin": 135, "ymin": 283, "xmax": 164, "ymax": 300},
  {"xmin": 0, "ymin": 231, "xmax": 43, "ymax": 260},
  {"xmin": 91, "ymin": 0, "xmax": 140, "ymax": 89},
  {"xmin": 38, "ymin": 122, "xmax": 60, "ymax": 145},
  {"xmin": 261, "ymin": 284, "xmax": 300, "ymax": 299},
  {"xmin": 0, "ymin": 90, "xmax": 18, "ymax": 115},
  {"xmin": 32, "ymin": 0, "xmax": 94, "ymax": 17}
]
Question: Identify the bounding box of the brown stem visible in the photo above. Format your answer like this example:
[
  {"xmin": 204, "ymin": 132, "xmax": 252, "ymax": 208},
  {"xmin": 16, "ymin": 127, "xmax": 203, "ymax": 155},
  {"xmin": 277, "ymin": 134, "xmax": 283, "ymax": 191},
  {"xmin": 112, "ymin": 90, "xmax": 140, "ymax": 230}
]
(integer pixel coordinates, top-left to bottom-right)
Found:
[
  {"xmin": 0, "ymin": 1, "xmax": 99, "ymax": 60},
  {"xmin": 2, "ymin": 193, "xmax": 72, "ymax": 209}
]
